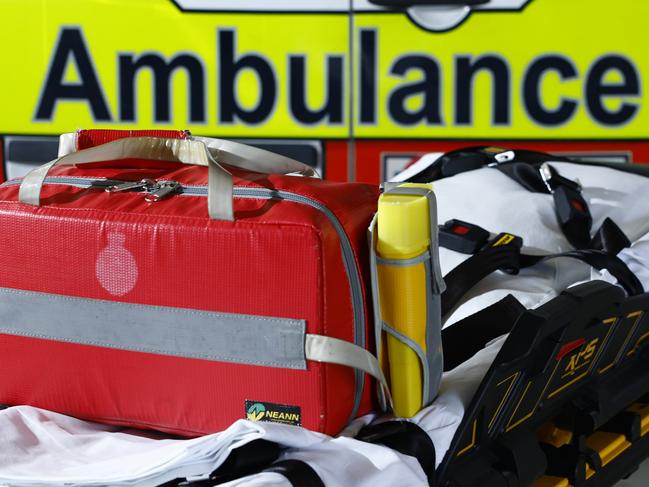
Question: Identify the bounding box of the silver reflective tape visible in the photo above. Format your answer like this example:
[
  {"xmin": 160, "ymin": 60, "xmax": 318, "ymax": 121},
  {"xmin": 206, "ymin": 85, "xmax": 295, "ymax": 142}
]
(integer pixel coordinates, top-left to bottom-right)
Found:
[{"xmin": 0, "ymin": 287, "xmax": 306, "ymax": 369}]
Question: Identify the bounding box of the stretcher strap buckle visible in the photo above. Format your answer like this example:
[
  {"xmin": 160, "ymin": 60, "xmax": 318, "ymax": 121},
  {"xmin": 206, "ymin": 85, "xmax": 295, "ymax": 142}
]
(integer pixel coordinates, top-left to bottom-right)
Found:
[{"xmin": 439, "ymin": 219, "xmax": 490, "ymax": 254}]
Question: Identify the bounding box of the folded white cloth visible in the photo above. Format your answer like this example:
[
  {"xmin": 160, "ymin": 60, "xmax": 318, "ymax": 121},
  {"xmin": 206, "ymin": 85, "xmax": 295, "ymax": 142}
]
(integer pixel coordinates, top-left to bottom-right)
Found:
[
  {"xmin": 0, "ymin": 406, "xmax": 425, "ymax": 487},
  {"xmin": 1, "ymin": 161, "xmax": 648, "ymax": 486}
]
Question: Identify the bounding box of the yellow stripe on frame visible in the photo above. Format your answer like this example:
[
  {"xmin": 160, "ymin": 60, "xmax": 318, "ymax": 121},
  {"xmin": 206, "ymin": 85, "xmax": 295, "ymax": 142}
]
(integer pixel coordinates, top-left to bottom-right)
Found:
[{"xmin": 456, "ymin": 419, "xmax": 478, "ymax": 457}]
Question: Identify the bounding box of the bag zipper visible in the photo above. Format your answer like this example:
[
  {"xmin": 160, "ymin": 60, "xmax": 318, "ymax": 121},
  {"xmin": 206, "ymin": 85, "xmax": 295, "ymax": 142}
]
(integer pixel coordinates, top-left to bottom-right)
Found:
[
  {"xmin": 103, "ymin": 179, "xmax": 182, "ymax": 202},
  {"xmin": 1, "ymin": 175, "xmax": 367, "ymax": 420}
]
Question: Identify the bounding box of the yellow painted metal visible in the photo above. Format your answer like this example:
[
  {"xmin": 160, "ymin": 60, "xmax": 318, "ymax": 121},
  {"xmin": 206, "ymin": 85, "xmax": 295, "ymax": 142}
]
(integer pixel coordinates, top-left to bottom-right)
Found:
[
  {"xmin": 531, "ymin": 476, "xmax": 570, "ymax": 487},
  {"xmin": 585, "ymin": 431, "xmax": 631, "ymax": 467}
]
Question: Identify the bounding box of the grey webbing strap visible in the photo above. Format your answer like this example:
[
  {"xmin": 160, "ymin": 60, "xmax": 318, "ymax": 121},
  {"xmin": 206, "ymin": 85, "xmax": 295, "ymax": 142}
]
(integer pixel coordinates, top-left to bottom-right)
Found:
[
  {"xmin": 193, "ymin": 136, "xmax": 319, "ymax": 178},
  {"xmin": 19, "ymin": 137, "xmax": 235, "ymax": 221},
  {"xmin": 305, "ymin": 334, "xmax": 393, "ymax": 410},
  {"xmin": 56, "ymin": 132, "xmax": 320, "ymax": 179},
  {"xmin": 382, "ymin": 321, "xmax": 431, "ymax": 405},
  {"xmin": 368, "ymin": 216, "xmax": 389, "ymax": 412},
  {"xmin": 423, "ymin": 258, "xmax": 444, "ymax": 405},
  {"xmin": 19, "ymin": 136, "xmax": 320, "ymax": 221}
]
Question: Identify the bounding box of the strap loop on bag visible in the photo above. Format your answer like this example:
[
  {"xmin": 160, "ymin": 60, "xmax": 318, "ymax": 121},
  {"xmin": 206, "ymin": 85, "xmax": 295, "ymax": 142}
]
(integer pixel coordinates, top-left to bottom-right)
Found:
[{"xmin": 305, "ymin": 334, "xmax": 393, "ymax": 411}]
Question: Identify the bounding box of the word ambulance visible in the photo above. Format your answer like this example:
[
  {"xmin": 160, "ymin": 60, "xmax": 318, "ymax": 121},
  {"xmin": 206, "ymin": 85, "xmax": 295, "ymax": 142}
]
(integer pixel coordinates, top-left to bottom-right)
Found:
[{"xmin": 36, "ymin": 28, "xmax": 640, "ymax": 129}]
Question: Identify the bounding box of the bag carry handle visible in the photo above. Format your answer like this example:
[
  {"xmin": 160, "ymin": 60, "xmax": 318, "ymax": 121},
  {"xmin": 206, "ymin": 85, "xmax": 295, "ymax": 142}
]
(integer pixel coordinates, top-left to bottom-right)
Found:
[
  {"xmin": 19, "ymin": 137, "xmax": 318, "ymax": 221},
  {"xmin": 192, "ymin": 136, "xmax": 318, "ymax": 178}
]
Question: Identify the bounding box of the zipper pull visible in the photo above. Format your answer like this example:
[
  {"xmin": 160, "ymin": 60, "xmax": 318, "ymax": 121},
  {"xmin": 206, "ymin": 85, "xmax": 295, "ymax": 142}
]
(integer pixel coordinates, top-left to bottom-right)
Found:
[
  {"xmin": 145, "ymin": 180, "xmax": 181, "ymax": 202},
  {"xmin": 106, "ymin": 178, "xmax": 157, "ymax": 193},
  {"xmin": 91, "ymin": 179, "xmax": 135, "ymax": 189}
]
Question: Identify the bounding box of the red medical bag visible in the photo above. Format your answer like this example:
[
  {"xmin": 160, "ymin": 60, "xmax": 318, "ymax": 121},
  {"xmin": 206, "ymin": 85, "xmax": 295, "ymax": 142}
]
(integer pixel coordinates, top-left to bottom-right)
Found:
[{"xmin": 0, "ymin": 130, "xmax": 383, "ymax": 436}]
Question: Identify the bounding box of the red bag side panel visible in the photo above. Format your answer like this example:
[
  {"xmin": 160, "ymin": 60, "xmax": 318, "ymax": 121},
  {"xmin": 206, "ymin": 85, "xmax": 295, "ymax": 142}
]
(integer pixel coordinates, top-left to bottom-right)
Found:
[{"xmin": 0, "ymin": 161, "xmax": 379, "ymax": 435}]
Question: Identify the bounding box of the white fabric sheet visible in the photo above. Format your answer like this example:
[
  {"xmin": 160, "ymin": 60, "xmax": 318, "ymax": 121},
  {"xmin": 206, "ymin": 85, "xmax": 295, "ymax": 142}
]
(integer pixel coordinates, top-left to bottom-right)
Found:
[{"xmin": 0, "ymin": 407, "xmax": 424, "ymax": 487}]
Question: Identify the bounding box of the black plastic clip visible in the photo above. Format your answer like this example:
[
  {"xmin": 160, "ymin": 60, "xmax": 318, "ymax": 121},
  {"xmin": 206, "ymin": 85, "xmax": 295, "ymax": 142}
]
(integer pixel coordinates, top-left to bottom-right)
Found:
[{"xmin": 439, "ymin": 219, "xmax": 491, "ymax": 254}]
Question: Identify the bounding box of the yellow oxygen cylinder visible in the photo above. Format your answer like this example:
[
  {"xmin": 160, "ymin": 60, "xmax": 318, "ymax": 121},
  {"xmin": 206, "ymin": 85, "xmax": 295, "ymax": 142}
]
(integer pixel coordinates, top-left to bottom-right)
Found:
[{"xmin": 376, "ymin": 183, "xmax": 434, "ymax": 418}]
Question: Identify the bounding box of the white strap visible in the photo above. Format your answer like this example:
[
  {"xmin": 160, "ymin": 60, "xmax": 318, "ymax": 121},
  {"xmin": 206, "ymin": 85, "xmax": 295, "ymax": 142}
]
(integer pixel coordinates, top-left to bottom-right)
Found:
[
  {"xmin": 56, "ymin": 132, "xmax": 320, "ymax": 178},
  {"xmin": 19, "ymin": 137, "xmax": 235, "ymax": 221},
  {"xmin": 23, "ymin": 135, "xmax": 321, "ymax": 220},
  {"xmin": 193, "ymin": 136, "xmax": 318, "ymax": 178},
  {"xmin": 305, "ymin": 334, "xmax": 393, "ymax": 410}
]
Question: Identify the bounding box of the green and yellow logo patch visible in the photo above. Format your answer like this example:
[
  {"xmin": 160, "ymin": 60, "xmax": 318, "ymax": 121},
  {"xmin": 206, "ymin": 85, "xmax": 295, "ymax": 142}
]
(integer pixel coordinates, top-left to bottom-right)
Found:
[{"xmin": 245, "ymin": 400, "xmax": 301, "ymax": 426}]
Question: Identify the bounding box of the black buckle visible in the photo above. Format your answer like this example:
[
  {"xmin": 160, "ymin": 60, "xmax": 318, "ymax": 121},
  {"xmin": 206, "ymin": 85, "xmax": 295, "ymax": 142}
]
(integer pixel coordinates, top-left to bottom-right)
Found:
[
  {"xmin": 439, "ymin": 219, "xmax": 490, "ymax": 254},
  {"xmin": 540, "ymin": 163, "xmax": 582, "ymax": 194},
  {"xmin": 488, "ymin": 232, "xmax": 523, "ymax": 275},
  {"xmin": 489, "ymin": 232, "xmax": 523, "ymax": 250},
  {"xmin": 481, "ymin": 146, "xmax": 516, "ymax": 166},
  {"xmin": 553, "ymin": 185, "xmax": 592, "ymax": 249}
]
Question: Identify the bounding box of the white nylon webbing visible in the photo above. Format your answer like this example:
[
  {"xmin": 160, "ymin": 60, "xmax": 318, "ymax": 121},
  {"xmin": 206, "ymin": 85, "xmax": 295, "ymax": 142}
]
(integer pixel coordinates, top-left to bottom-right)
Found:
[
  {"xmin": 20, "ymin": 137, "xmax": 234, "ymax": 220},
  {"xmin": 22, "ymin": 135, "xmax": 320, "ymax": 221},
  {"xmin": 305, "ymin": 334, "xmax": 393, "ymax": 410},
  {"xmin": 56, "ymin": 132, "xmax": 320, "ymax": 178}
]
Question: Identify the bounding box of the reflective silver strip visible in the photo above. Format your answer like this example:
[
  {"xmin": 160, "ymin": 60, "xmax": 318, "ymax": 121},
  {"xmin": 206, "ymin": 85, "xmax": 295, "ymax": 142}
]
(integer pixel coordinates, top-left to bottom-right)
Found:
[
  {"xmin": 7, "ymin": 175, "xmax": 368, "ymax": 421},
  {"xmin": 0, "ymin": 287, "xmax": 307, "ymax": 369}
]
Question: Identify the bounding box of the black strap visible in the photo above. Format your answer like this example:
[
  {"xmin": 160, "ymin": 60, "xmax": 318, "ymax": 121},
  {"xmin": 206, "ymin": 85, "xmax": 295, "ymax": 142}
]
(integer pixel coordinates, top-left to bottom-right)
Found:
[
  {"xmin": 164, "ymin": 439, "xmax": 281, "ymax": 486},
  {"xmin": 408, "ymin": 146, "xmax": 595, "ymax": 249},
  {"xmin": 498, "ymin": 161, "xmax": 593, "ymax": 249},
  {"xmin": 209, "ymin": 439, "xmax": 280, "ymax": 484},
  {"xmin": 168, "ymin": 442, "xmax": 324, "ymax": 487},
  {"xmin": 357, "ymin": 420, "xmax": 436, "ymax": 486},
  {"xmin": 441, "ymin": 295, "xmax": 525, "ymax": 371},
  {"xmin": 441, "ymin": 235, "xmax": 522, "ymax": 316},
  {"xmin": 551, "ymin": 184, "xmax": 592, "ymax": 250},
  {"xmin": 519, "ymin": 249, "xmax": 643, "ymax": 297},
  {"xmin": 263, "ymin": 460, "xmax": 324, "ymax": 487},
  {"xmin": 496, "ymin": 160, "xmax": 551, "ymax": 193},
  {"xmin": 441, "ymin": 230, "xmax": 643, "ymax": 318},
  {"xmin": 589, "ymin": 217, "xmax": 631, "ymax": 255}
]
